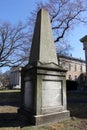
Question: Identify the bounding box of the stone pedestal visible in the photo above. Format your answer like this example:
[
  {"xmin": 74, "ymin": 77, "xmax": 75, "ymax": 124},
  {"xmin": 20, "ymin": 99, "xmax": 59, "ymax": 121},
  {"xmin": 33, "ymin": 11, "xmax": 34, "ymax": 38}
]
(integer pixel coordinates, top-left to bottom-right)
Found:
[
  {"xmin": 80, "ymin": 35, "xmax": 87, "ymax": 89},
  {"xmin": 19, "ymin": 63, "xmax": 70, "ymax": 125}
]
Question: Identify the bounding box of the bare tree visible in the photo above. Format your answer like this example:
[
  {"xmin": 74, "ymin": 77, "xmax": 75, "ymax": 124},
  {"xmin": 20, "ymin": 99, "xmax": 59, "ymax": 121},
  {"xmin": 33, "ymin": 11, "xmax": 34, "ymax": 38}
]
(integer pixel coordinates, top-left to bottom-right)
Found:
[
  {"xmin": 27, "ymin": 0, "xmax": 87, "ymax": 54},
  {"xmin": 0, "ymin": 70, "xmax": 11, "ymax": 88},
  {"xmin": 0, "ymin": 22, "xmax": 30, "ymax": 67},
  {"xmin": 2, "ymin": 71, "xmax": 10, "ymax": 87},
  {"xmin": 1, "ymin": 0, "xmax": 87, "ymax": 68}
]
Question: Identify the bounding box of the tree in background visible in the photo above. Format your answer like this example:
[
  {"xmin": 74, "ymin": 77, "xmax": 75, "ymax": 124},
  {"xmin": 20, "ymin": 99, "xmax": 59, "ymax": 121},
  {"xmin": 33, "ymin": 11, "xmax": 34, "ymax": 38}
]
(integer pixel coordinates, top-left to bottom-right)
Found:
[
  {"xmin": 0, "ymin": 22, "xmax": 30, "ymax": 68},
  {"xmin": 0, "ymin": 0, "xmax": 87, "ymax": 69},
  {"xmin": 0, "ymin": 70, "xmax": 11, "ymax": 88},
  {"xmin": 28, "ymin": 0, "xmax": 87, "ymax": 55}
]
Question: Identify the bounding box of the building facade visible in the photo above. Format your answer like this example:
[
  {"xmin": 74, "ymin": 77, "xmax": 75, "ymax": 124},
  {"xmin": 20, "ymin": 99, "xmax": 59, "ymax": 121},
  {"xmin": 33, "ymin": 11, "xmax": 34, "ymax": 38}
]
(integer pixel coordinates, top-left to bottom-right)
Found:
[
  {"xmin": 58, "ymin": 55, "xmax": 86, "ymax": 81},
  {"xmin": 10, "ymin": 66, "xmax": 22, "ymax": 89},
  {"xmin": 10, "ymin": 55, "xmax": 86, "ymax": 90}
]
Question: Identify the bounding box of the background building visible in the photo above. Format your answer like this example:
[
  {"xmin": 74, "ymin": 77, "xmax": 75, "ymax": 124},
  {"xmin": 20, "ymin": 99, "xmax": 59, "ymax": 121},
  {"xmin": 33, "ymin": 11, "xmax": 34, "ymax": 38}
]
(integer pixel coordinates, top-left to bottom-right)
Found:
[
  {"xmin": 58, "ymin": 54, "xmax": 86, "ymax": 90},
  {"xmin": 9, "ymin": 55, "xmax": 86, "ymax": 90},
  {"xmin": 58, "ymin": 54, "xmax": 86, "ymax": 80},
  {"xmin": 10, "ymin": 66, "xmax": 22, "ymax": 89}
]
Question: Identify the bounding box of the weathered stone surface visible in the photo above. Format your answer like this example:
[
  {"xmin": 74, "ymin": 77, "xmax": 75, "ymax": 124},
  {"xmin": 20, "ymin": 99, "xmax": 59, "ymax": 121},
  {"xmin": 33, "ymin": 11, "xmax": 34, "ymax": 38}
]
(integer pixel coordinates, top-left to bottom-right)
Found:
[
  {"xmin": 24, "ymin": 81, "xmax": 32, "ymax": 109},
  {"xmin": 18, "ymin": 9, "xmax": 70, "ymax": 125},
  {"xmin": 80, "ymin": 35, "xmax": 87, "ymax": 86},
  {"xmin": 80, "ymin": 35, "xmax": 87, "ymax": 50},
  {"xmin": 42, "ymin": 80, "xmax": 62, "ymax": 108},
  {"xmin": 29, "ymin": 9, "xmax": 58, "ymax": 65}
]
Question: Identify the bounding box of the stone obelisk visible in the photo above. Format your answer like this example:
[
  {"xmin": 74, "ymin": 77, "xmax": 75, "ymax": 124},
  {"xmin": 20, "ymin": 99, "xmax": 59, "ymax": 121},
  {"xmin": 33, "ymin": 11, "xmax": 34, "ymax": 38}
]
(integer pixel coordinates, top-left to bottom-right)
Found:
[
  {"xmin": 29, "ymin": 9, "xmax": 58, "ymax": 65},
  {"xmin": 19, "ymin": 9, "xmax": 70, "ymax": 125}
]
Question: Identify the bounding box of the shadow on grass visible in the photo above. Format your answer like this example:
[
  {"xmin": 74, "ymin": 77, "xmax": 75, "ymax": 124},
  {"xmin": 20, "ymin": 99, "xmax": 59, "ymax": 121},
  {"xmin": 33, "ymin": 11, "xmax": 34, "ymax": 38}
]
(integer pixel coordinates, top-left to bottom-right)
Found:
[
  {"xmin": 67, "ymin": 91, "xmax": 87, "ymax": 119},
  {"xmin": 0, "ymin": 113, "xmax": 31, "ymax": 128},
  {"xmin": 0, "ymin": 91, "xmax": 21, "ymax": 107},
  {"xmin": 0, "ymin": 91, "xmax": 86, "ymax": 128},
  {"xmin": 67, "ymin": 102, "xmax": 87, "ymax": 119},
  {"xmin": 0, "ymin": 91, "xmax": 32, "ymax": 128}
]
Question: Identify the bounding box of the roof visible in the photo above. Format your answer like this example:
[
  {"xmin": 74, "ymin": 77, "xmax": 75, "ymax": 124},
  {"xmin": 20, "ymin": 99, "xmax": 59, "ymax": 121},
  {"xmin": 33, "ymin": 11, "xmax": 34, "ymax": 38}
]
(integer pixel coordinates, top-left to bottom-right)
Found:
[
  {"xmin": 58, "ymin": 54, "xmax": 86, "ymax": 63},
  {"xmin": 80, "ymin": 35, "xmax": 87, "ymax": 42}
]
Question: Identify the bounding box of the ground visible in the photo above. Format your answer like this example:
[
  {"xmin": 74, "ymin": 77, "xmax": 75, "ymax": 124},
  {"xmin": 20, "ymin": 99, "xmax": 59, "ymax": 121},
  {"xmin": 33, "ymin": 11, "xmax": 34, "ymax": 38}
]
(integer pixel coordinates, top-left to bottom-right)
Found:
[{"xmin": 0, "ymin": 90, "xmax": 86, "ymax": 130}]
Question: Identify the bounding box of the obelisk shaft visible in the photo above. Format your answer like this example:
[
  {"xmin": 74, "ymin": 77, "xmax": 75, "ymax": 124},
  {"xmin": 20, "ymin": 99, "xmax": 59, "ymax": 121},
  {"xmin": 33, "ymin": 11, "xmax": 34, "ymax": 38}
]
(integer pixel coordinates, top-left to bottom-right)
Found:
[{"xmin": 29, "ymin": 9, "xmax": 58, "ymax": 65}]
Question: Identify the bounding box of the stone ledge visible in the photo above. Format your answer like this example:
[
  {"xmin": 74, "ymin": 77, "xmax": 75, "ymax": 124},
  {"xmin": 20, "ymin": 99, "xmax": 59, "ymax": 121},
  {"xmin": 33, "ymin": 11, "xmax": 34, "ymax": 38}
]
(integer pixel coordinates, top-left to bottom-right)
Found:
[{"xmin": 18, "ymin": 108, "xmax": 70, "ymax": 126}]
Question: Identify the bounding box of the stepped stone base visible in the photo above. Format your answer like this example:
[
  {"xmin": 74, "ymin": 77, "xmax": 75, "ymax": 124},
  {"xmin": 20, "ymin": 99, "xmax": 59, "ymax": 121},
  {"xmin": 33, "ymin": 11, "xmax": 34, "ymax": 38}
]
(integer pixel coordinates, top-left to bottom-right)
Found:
[{"xmin": 18, "ymin": 108, "xmax": 70, "ymax": 125}]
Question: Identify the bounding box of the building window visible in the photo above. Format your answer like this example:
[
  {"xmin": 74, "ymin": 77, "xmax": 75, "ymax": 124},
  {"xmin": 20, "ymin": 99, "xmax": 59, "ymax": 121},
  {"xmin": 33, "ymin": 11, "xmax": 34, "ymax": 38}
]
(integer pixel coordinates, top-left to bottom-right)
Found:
[
  {"xmin": 80, "ymin": 65, "xmax": 82, "ymax": 72},
  {"xmin": 75, "ymin": 75, "xmax": 77, "ymax": 80},
  {"xmin": 74, "ymin": 64, "xmax": 77, "ymax": 72},
  {"xmin": 68, "ymin": 75, "xmax": 72, "ymax": 80},
  {"xmin": 68, "ymin": 64, "xmax": 71, "ymax": 71}
]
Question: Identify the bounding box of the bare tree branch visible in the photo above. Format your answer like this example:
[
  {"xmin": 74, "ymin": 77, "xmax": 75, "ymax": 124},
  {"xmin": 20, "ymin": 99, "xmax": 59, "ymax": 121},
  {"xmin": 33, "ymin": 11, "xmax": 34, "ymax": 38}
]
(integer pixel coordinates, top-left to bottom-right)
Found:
[
  {"xmin": 0, "ymin": 22, "xmax": 29, "ymax": 67},
  {"xmin": 27, "ymin": 0, "xmax": 87, "ymax": 55}
]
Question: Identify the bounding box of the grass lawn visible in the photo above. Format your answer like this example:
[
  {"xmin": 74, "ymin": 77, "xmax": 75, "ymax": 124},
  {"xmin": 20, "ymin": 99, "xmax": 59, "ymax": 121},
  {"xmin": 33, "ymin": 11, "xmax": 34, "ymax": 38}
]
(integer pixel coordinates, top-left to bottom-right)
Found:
[{"xmin": 0, "ymin": 90, "xmax": 86, "ymax": 130}]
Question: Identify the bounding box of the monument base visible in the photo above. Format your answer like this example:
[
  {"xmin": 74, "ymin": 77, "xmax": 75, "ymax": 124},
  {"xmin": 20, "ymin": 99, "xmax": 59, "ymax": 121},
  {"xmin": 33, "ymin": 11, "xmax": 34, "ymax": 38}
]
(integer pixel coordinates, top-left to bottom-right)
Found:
[
  {"xmin": 18, "ymin": 108, "xmax": 70, "ymax": 125},
  {"xmin": 19, "ymin": 63, "xmax": 70, "ymax": 126}
]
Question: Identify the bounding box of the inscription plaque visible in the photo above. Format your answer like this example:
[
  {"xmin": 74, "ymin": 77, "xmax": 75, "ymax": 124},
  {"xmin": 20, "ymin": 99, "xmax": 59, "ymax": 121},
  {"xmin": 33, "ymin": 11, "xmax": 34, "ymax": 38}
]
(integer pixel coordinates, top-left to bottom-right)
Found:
[{"xmin": 42, "ymin": 80, "xmax": 62, "ymax": 108}]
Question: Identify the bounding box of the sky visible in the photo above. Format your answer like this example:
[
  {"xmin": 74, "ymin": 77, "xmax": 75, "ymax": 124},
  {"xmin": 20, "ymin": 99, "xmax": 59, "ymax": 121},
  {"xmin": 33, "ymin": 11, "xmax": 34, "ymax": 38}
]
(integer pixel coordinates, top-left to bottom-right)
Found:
[
  {"xmin": 68, "ymin": 24, "xmax": 86, "ymax": 60},
  {"xmin": 0, "ymin": 0, "xmax": 87, "ymax": 72},
  {"xmin": 0, "ymin": 0, "xmax": 36, "ymax": 23}
]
